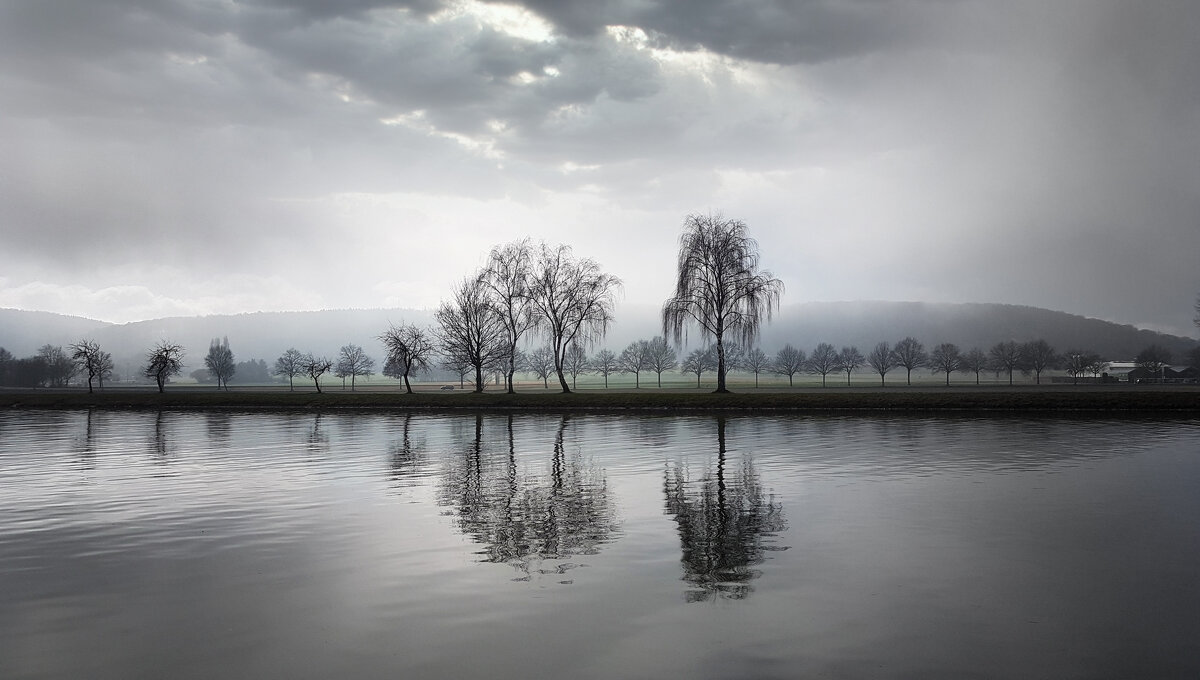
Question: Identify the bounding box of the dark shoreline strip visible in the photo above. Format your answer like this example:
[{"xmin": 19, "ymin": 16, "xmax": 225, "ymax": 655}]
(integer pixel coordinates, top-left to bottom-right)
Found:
[{"xmin": 3, "ymin": 388, "xmax": 1198, "ymax": 414}]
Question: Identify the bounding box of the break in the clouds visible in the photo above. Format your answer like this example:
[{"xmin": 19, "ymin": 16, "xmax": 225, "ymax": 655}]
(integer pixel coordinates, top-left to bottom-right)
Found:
[{"xmin": 1, "ymin": 0, "xmax": 1198, "ymax": 335}]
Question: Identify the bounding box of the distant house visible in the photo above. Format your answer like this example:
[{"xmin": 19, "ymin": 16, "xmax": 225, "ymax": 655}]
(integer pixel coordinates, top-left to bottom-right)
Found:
[
  {"xmin": 1165, "ymin": 366, "xmax": 1199, "ymax": 383},
  {"xmin": 1122, "ymin": 365, "xmax": 1198, "ymax": 384}
]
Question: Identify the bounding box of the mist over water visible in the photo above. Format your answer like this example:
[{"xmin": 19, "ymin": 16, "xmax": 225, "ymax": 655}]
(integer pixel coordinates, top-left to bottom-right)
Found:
[{"xmin": 2, "ymin": 411, "xmax": 1198, "ymax": 679}]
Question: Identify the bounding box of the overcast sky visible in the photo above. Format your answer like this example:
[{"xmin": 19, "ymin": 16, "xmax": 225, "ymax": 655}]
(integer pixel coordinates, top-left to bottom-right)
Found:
[{"xmin": 2, "ymin": 0, "xmax": 1198, "ymax": 335}]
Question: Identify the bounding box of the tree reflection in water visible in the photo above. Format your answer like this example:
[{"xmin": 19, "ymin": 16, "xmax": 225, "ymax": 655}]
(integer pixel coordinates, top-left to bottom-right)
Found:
[
  {"xmin": 150, "ymin": 410, "xmax": 168, "ymax": 458},
  {"xmin": 664, "ymin": 416, "xmax": 787, "ymax": 602},
  {"xmin": 306, "ymin": 413, "xmax": 328, "ymax": 452},
  {"xmin": 439, "ymin": 414, "xmax": 619, "ymax": 581},
  {"xmin": 387, "ymin": 412, "xmax": 425, "ymax": 490}
]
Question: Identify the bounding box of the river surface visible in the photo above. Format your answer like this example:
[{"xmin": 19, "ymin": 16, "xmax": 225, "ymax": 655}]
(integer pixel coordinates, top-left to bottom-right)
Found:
[{"xmin": 2, "ymin": 410, "xmax": 1198, "ymax": 679}]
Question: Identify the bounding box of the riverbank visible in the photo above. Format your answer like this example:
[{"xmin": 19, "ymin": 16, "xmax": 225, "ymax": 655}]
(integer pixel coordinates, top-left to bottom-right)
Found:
[{"xmin": 3, "ymin": 386, "xmax": 1198, "ymax": 412}]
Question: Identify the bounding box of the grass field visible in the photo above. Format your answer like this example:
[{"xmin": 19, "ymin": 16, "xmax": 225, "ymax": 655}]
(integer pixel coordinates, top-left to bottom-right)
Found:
[{"xmin": 3, "ymin": 383, "xmax": 1198, "ymax": 413}]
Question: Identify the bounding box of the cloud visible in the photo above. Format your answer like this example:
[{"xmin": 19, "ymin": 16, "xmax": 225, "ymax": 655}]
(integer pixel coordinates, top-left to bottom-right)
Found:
[{"xmin": 0, "ymin": 0, "xmax": 1197, "ymax": 334}]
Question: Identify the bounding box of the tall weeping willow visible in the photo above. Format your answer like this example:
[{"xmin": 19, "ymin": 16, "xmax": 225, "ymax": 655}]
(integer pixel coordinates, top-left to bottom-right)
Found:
[{"xmin": 662, "ymin": 214, "xmax": 783, "ymax": 393}]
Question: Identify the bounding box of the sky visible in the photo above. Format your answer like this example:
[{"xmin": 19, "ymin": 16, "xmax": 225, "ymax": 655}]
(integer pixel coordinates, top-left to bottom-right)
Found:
[{"xmin": 1, "ymin": 0, "xmax": 1198, "ymax": 336}]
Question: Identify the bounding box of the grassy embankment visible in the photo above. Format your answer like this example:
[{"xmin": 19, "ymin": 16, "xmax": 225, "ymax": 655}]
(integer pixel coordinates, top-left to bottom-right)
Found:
[{"xmin": 3, "ymin": 386, "xmax": 1198, "ymax": 412}]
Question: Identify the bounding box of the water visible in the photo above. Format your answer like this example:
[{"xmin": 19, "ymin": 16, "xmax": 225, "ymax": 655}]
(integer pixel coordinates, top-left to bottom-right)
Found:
[{"xmin": 2, "ymin": 410, "xmax": 1199, "ymax": 679}]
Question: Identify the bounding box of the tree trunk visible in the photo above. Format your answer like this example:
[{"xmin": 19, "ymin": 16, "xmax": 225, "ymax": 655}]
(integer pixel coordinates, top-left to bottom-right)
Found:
[
  {"xmin": 314, "ymin": 378, "xmax": 322, "ymax": 393},
  {"xmin": 714, "ymin": 336, "xmax": 728, "ymax": 393},
  {"xmin": 403, "ymin": 372, "xmax": 413, "ymax": 394},
  {"xmin": 289, "ymin": 376, "xmax": 294, "ymax": 391},
  {"xmin": 554, "ymin": 352, "xmax": 570, "ymax": 393},
  {"xmin": 474, "ymin": 363, "xmax": 485, "ymax": 393}
]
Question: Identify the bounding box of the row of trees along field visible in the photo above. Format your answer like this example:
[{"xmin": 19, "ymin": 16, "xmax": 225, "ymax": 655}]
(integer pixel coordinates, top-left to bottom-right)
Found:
[
  {"xmin": 4, "ymin": 330, "xmax": 1196, "ymax": 393},
  {"xmin": 501, "ymin": 336, "xmax": 1197, "ymax": 389},
  {"xmin": 3, "ymin": 216, "xmax": 1198, "ymax": 392}
]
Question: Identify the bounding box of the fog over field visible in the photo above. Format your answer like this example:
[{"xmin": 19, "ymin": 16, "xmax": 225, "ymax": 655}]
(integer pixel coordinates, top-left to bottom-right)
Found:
[{"xmin": 2, "ymin": 1, "xmax": 1198, "ymax": 335}]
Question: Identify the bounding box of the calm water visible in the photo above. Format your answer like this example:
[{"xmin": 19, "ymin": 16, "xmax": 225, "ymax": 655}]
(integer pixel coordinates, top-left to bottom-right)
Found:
[{"xmin": 2, "ymin": 410, "xmax": 1199, "ymax": 679}]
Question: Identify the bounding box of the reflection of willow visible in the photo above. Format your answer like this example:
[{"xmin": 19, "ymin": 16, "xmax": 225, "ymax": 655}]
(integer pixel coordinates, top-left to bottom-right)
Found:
[
  {"xmin": 439, "ymin": 414, "xmax": 618, "ymax": 577},
  {"xmin": 664, "ymin": 417, "xmax": 787, "ymax": 601}
]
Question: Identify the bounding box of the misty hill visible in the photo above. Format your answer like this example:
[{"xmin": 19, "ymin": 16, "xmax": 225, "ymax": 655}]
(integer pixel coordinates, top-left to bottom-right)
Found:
[
  {"xmin": 1, "ymin": 302, "xmax": 1195, "ymax": 374},
  {"xmin": 754, "ymin": 301, "xmax": 1197, "ymax": 361},
  {"xmin": 0, "ymin": 309, "xmax": 112, "ymax": 355},
  {"xmin": 613, "ymin": 301, "xmax": 1196, "ymax": 362}
]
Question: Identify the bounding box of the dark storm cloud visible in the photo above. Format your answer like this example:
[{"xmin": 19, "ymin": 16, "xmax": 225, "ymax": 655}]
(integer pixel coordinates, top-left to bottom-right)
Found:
[
  {"xmin": 517, "ymin": 0, "xmax": 940, "ymax": 63},
  {"xmin": 241, "ymin": 0, "xmax": 446, "ymax": 21}
]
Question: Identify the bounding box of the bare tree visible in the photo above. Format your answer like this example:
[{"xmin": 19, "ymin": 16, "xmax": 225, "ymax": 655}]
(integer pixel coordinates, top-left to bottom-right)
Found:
[
  {"xmin": 274, "ymin": 348, "xmax": 304, "ymax": 391},
  {"xmin": 482, "ymin": 239, "xmax": 538, "ymax": 393},
  {"xmin": 722, "ymin": 342, "xmax": 746, "ymax": 375},
  {"xmin": 867, "ymin": 341, "xmax": 895, "ymax": 387},
  {"xmin": 807, "ymin": 342, "xmax": 839, "ymax": 387},
  {"xmin": 564, "ymin": 343, "xmax": 590, "ymax": 389},
  {"xmin": 204, "ymin": 337, "xmax": 236, "ymax": 390},
  {"xmin": 645, "ymin": 336, "xmax": 679, "ymax": 388},
  {"xmin": 436, "ymin": 275, "xmax": 508, "ymax": 393},
  {"xmin": 70, "ymin": 340, "xmax": 112, "ymax": 393},
  {"xmin": 742, "ymin": 346, "xmax": 771, "ymax": 388},
  {"xmin": 959, "ymin": 347, "xmax": 988, "ymax": 385},
  {"xmin": 38, "ymin": 345, "xmax": 75, "ymax": 387},
  {"xmin": 1088, "ymin": 355, "xmax": 1110, "ymax": 379},
  {"xmin": 891, "ymin": 337, "xmax": 927, "ymax": 386},
  {"xmin": 520, "ymin": 345, "xmax": 557, "ymax": 388},
  {"xmin": 1135, "ymin": 344, "xmax": 1172, "ymax": 382},
  {"xmin": 379, "ymin": 324, "xmax": 434, "ymax": 394},
  {"xmin": 440, "ymin": 354, "xmax": 472, "ymax": 389},
  {"xmin": 837, "ymin": 345, "xmax": 864, "ymax": 386},
  {"xmin": 589, "ymin": 349, "xmax": 619, "ymax": 388},
  {"xmin": 681, "ymin": 347, "xmax": 717, "ymax": 388},
  {"xmin": 1062, "ymin": 350, "xmax": 1099, "ymax": 385},
  {"xmin": 529, "ymin": 243, "xmax": 621, "ymax": 393},
  {"xmin": 989, "ymin": 341, "xmax": 1022, "ymax": 385},
  {"xmin": 619, "ymin": 339, "xmax": 652, "ymax": 388},
  {"xmin": 301, "ymin": 353, "xmax": 333, "ymax": 393},
  {"xmin": 773, "ymin": 344, "xmax": 806, "ymax": 387},
  {"xmin": 95, "ymin": 350, "xmax": 114, "ymax": 390},
  {"xmin": 144, "ymin": 341, "xmax": 185, "ymax": 393},
  {"xmin": 928, "ymin": 342, "xmax": 962, "ymax": 386},
  {"xmin": 662, "ymin": 213, "xmax": 783, "ymax": 393},
  {"xmin": 335, "ymin": 343, "xmax": 375, "ymax": 391},
  {"xmin": 1020, "ymin": 339, "xmax": 1058, "ymax": 385}
]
